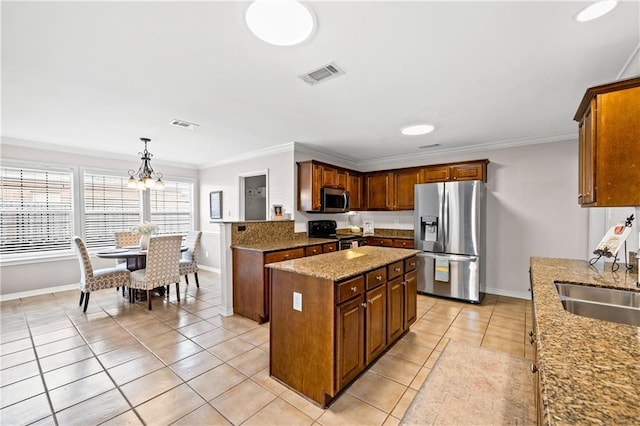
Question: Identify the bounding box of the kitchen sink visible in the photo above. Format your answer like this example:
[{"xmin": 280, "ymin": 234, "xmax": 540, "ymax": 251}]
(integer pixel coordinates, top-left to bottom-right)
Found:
[{"xmin": 555, "ymin": 282, "xmax": 640, "ymax": 327}]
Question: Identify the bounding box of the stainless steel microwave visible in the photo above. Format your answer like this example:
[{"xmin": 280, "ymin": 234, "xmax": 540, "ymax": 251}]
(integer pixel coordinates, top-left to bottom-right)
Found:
[{"xmin": 321, "ymin": 187, "xmax": 350, "ymax": 212}]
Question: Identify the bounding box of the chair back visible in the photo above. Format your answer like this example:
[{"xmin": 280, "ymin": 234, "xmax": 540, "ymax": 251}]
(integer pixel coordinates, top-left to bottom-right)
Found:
[
  {"xmin": 115, "ymin": 231, "xmax": 141, "ymax": 248},
  {"xmin": 183, "ymin": 231, "xmax": 202, "ymax": 263},
  {"xmin": 146, "ymin": 235, "xmax": 182, "ymax": 283},
  {"xmin": 73, "ymin": 236, "xmax": 93, "ymax": 281}
]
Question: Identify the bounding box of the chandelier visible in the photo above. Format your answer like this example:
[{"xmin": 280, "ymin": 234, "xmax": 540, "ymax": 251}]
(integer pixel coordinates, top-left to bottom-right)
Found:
[{"xmin": 127, "ymin": 138, "xmax": 164, "ymax": 190}]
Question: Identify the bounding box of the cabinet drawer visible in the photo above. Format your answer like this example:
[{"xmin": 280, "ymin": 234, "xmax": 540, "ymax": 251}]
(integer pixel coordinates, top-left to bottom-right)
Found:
[
  {"xmin": 337, "ymin": 276, "xmax": 365, "ymax": 304},
  {"xmin": 366, "ymin": 267, "xmax": 387, "ymax": 289},
  {"xmin": 323, "ymin": 243, "xmax": 338, "ymax": 253},
  {"xmin": 369, "ymin": 237, "xmax": 393, "ymax": 247},
  {"xmin": 404, "ymin": 256, "xmax": 417, "ymax": 272},
  {"xmin": 305, "ymin": 245, "xmax": 323, "ymax": 257},
  {"xmin": 265, "ymin": 248, "xmax": 305, "ymax": 263},
  {"xmin": 393, "ymin": 239, "xmax": 414, "ymax": 249},
  {"xmin": 387, "ymin": 261, "xmax": 404, "ymax": 280}
]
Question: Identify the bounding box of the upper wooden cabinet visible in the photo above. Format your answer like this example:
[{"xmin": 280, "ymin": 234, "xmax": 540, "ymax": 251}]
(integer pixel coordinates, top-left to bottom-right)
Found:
[
  {"xmin": 419, "ymin": 160, "xmax": 488, "ymax": 184},
  {"xmin": 574, "ymin": 77, "xmax": 640, "ymax": 207},
  {"xmin": 298, "ymin": 160, "xmax": 351, "ymax": 212},
  {"xmin": 365, "ymin": 168, "xmax": 419, "ymax": 211},
  {"xmin": 394, "ymin": 168, "xmax": 420, "ymax": 210},
  {"xmin": 347, "ymin": 172, "xmax": 363, "ymax": 210}
]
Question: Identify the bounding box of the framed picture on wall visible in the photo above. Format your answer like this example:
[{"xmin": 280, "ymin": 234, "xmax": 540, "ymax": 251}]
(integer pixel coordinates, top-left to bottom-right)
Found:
[{"xmin": 210, "ymin": 191, "xmax": 222, "ymax": 220}]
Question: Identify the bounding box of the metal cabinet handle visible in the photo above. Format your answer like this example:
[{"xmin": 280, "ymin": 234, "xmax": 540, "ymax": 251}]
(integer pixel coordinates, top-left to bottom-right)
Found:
[
  {"xmin": 401, "ymin": 281, "xmax": 406, "ymax": 286},
  {"xmin": 361, "ymin": 302, "xmax": 367, "ymax": 308},
  {"xmin": 367, "ymin": 299, "xmax": 373, "ymax": 304},
  {"xmin": 350, "ymin": 286, "xmax": 357, "ymax": 292},
  {"xmin": 529, "ymin": 336, "xmax": 535, "ymax": 345},
  {"xmin": 529, "ymin": 331, "xmax": 534, "ymax": 337},
  {"xmin": 394, "ymin": 267, "xmax": 401, "ymax": 272},
  {"xmin": 376, "ymin": 276, "xmax": 382, "ymax": 281},
  {"xmin": 530, "ymin": 364, "xmax": 538, "ymax": 373}
]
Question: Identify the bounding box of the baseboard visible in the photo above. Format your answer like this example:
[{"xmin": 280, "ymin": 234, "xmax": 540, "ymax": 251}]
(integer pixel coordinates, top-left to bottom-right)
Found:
[
  {"xmin": 0, "ymin": 283, "xmax": 78, "ymax": 302},
  {"xmin": 198, "ymin": 265, "xmax": 221, "ymax": 274},
  {"xmin": 485, "ymin": 287, "xmax": 531, "ymax": 300}
]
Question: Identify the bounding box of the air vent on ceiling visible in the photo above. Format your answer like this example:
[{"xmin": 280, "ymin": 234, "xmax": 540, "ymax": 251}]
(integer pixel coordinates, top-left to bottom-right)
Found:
[
  {"xmin": 299, "ymin": 62, "xmax": 345, "ymax": 86},
  {"xmin": 170, "ymin": 119, "xmax": 199, "ymax": 130},
  {"xmin": 418, "ymin": 144, "xmax": 441, "ymax": 150}
]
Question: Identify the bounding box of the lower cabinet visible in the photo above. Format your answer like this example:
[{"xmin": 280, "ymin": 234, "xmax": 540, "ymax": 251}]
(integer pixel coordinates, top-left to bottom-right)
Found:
[{"xmin": 270, "ymin": 255, "xmax": 418, "ymax": 407}]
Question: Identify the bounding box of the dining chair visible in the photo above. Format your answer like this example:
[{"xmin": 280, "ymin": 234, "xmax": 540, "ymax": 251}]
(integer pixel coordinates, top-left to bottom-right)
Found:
[
  {"xmin": 180, "ymin": 231, "xmax": 202, "ymax": 288},
  {"xmin": 114, "ymin": 231, "xmax": 140, "ymax": 295},
  {"xmin": 73, "ymin": 236, "xmax": 131, "ymax": 312},
  {"xmin": 129, "ymin": 234, "xmax": 183, "ymax": 310}
]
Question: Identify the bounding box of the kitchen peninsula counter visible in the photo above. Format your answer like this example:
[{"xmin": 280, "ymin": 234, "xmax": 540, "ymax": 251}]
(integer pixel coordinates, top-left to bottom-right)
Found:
[
  {"xmin": 267, "ymin": 246, "xmax": 419, "ymax": 407},
  {"xmin": 529, "ymin": 257, "xmax": 639, "ymax": 424},
  {"xmin": 231, "ymin": 237, "xmax": 336, "ymax": 252}
]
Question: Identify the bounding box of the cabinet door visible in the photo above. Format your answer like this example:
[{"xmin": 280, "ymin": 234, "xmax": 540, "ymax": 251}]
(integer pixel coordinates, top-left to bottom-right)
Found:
[
  {"xmin": 347, "ymin": 173, "xmax": 363, "ymax": 210},
  {"xmin": 420, "ymin": 166, "xmax": 450, "ymax": 183},
  {"xmin": 369, "ymin": 237, "xmax": 393, "ymax": 247},
  {"xmin": 403, "ymin": 269, "xmax": 417, "ymax": 328},
  {"xmin": 365, "ymin": 284, "xmax": 387, "ymax": 364},
  {"xmin": 451, "ymin": 163, "xmax": 485, "ymax": 182},
  {"xmin": 578, "ymin": 104, "xmax": 596, "ymax": 205},
  {"xmin": 323, "ymin": 242, "xmax": 338, "ymax": 253},
  {"xmin": 365, "ymin": 173, "xmax": 393, "ymax": 210},
  {"xmin": 305, "ymin": 245, "xmax": 323, "ymax": 257},
  {"xmin": 387, "ymin": 277, "xmax": 405, "ymax": 343},
  {"xmin": 336, "ymin": 297, "xmax": 365, "ymax": 389},
  {"xmin": 265, "ymin": 248, "xmax": 305, "ymax": 263},
  {"xmin": 393, "ymin": 239, "xmax": 414, "ymax": 249},
  {"xmin": 336, "ymin": 170, "xmax": 347, "ymax": 189},
  {"xmin": 394, "ymin": 169, "xmax": 419, "ymax": 210}
]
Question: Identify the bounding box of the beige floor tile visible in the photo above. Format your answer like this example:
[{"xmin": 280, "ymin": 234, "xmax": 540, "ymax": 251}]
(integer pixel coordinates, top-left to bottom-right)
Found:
[
  {"xmin": 424, "ymin": 350, "xmax": 442, "ymax": 369},
  {"xmin": 0, "ymin": 328, "xmax": 30, "ymax": 344},
  {"xmin": 486, "ymin": 322, "xmax": 525, "ymax": 343},
  {"xmin": 0, "ymin": 360, "xmax": 40, "ymax": 386},
  {"xmin": 227, "ymin": 347, "xmax": 269, "ymax": 377},
  {"xmin": 481, "ymin": 335, "xmax": 525, "ymax": 358},
  {"xmin": 120, "ymin": 367, "xmax": 183, "ymax": 407},
  {"xmin": 444, "ymin": 326, "xmax": 484, "ymax": 346},
  {"xmin": 0, "ymin": 375, "xmax": 45, "ymax": 409},
  {"xmin": 191, "ymin": 328, "xmax": 237, "ymax": 349},
  {"xmin": 244, "ymin": 397, "xmax": 314, "ymax": 425},
  {"xmin": 347, "ymin": 371, "xmax": 406, "ymax": 413},
  {"xmin": 390, "ymin": 387, "xmax": 417, "ymax": 419},
  {"xmin": 383, "ymin": 415, "xmax": 401, "ymax": 426},
  {"xmin": 188, "ymin": 363, "xmax": 248, "ymax": 402},
  {"xmin": 193, "ymin": 306, "xmax": 223, "ymax": 320},
  {"xmin": 427, "ymin": 303, "xmax": 462, "ymax": 317},
  {"xmin": 238, "ymin": 326, "xmax": 270, "ymax": 346},
  {"xmin": 35, "ymin": 335, "xmax": 86, "ymax": 358},
  {"xmin": 400, "ymin": 328, "xmax": 442, "ymax": 349},
  {"xmin": 108, "ymin": 353, "xmax": 165, "ymax": 386},
  {"xmin": 163, "ymin": 312, "xmax": 203, "ymax": 329},
  {"xmin": 29, "ymin": 319, "xmax": 74, "ymax": 337},
  {"xmin": 43, "ymin": 357, "xmax": 104, "ymax": 390},
  {"xmin": 89, "ymin": 333, "xmax": 139, "ymax": 355},
  {"xmin": 152, "ymin": 339, "xmax": 204, "ymax": 364},
  {"xmin": 136, "ymin": 384, "xmax": 206, "ymax": 425},
  {"xmin": 101, "ymin": 409, "xmax": 144, "ymax": 425},
  {"xmin": 0, "ymin": 393, "xmax": 52, "ymax": 425},
  {"xmin": 369, "ymin": 354, "xmax": 421, "ymax": 386},
  {"xmin": 218, "ymin": 315, "xmax": 261, "ymax": 334},
  {"xmin": 279, "ymin": 389, "xmax": 326, "ymax": 420},
  {"xmin": 450, "ymin": 315, "xmax": 489, "ymax": 333},
  {"xmin": 96, "ymin": 343, "xmax": 149, "ymax": 369},
  {"xmin": 208, "ymin": 336, "xmax": 255, "ymax": 362},
  {"xmin": 385, "ymin": 340, "xmax": 432, "ymax": 366},
  {"xmin": 317, "ymin": 393, "xmax": 387, "ymax": 426},
  {"xmin": 410, "ymin": 318, "xmax": 451, "ymax": 336},
  {"xmin": 409, "ymin": 367, "xmax": 431, "ymax": 390},
  {"xmin": 170, "ymin": 350, "xmax": 224, "ymax": 381},
  {"xmin": 176, "ymin": 320, "xmax": 219, "ymax": 338},
  {"xmin": 1, "ymin": 337, "xmax": 33, "ymax": 355},
  {"xmin": 54, "ymin": 388, "xmax": 130, "ymax": 425},
  {"xmin": 48, "ymin": 371, "xmax": 115, "ymax": 412},
  {"xmin": 211, "ymin": 379, "xmax": 277, "ymax": 425},
  {"xmin": 251, "ymin": 367, "xmax": 289, "ymax": 396},
  {"xmin": 141, "ymin": 330, "xmax": 190, "ymax": 352},
  {"xmin": 0, "ymin": 348, "xmax": 37, "ymax": 370},
  {"xmin": 173, "ymin": 403, "xmax": 232, "ymax": 426},
  {"xmin": 435, "ymin": 336, "xmax": 449, "ymax": 352}
]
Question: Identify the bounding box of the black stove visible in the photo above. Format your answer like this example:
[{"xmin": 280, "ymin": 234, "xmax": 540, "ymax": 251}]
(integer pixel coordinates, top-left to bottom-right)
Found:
[{"xmin": 308, "ymin": 220, "xmax": 368, "ymax": 250}]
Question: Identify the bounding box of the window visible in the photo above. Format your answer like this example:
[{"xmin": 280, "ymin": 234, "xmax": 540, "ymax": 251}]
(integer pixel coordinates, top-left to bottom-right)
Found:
[
  {"xmin": 151, "ymin": 180, "xmax": 193, "ymax": 235},
  {"xmin": 0, "ymin": 166, "xmax": 74, "ymax": 257},
  {"xmin": 84, "ymin": 172, "xmax": 141, "ymax": 248}
]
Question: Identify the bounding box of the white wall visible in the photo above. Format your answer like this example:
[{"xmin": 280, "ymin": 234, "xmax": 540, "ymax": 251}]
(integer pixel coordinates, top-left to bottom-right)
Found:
[{"xmin": 0, "ymin": 141, "xmax": 199, "ymax": 297}]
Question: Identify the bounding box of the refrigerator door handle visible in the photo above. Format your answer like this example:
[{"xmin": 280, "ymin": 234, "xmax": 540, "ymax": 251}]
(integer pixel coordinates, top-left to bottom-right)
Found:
[{"xmin": 416, "ymin": 252, "xmax": 478, "ymax": 262}]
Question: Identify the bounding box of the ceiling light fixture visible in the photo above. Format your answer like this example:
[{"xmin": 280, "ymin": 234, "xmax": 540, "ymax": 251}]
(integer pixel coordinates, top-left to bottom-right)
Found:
[
  {"xmin": 575, "ymin": 0, "xmax": 618, "ymax": 22},
  {"xmin": 245, "ymin": 0, "xmax": 315, "ymax": 46},
  {"xmin": 401, "ymin": 124, "xmax": 435, "ymax": 136},
  {"xmin": 127, "ymin": 138, "xmax": 164, "ymax": 191}
]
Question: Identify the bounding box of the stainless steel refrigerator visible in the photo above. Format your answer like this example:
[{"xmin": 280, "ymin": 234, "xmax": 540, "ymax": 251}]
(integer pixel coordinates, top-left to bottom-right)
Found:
[{"xmin": 414, "ymin": 180, "xmax": 486, "ymax": 303}]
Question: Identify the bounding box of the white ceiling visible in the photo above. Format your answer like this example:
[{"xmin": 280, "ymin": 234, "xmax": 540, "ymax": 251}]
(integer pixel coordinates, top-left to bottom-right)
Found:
[{"xmin": 2, "ymin": 1, "xmax": 639, "ymax": 169}]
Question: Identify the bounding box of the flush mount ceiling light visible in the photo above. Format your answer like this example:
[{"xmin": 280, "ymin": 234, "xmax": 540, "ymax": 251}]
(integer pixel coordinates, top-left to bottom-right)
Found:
[
  {"xmin": 575, "ymin": 0, "xmax": 618, "ymax": 22},
  {"xmin": 245, "ymin": 0, "xmax": 315, "ymax": 46},
  {"xmin": 401, "ymin": 124, "xmax": 435, "ymax": 136}
]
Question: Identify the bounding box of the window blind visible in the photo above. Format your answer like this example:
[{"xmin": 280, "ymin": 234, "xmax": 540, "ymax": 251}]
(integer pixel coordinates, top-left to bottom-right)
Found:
[
  {"xmin": 0, "ymin": 166, "xmax": 74, "ymax": 256},
  {"xmin": 84, "ymin": 172, "xmax": 141, "ymax": 248},
  {"xmin": 150, "ymin": 180, "xmax": 193, "ymax": 235}
]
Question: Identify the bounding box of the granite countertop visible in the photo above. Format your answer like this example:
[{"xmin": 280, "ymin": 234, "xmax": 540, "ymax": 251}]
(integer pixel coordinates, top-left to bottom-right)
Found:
[
  {"xmin": 266, "ymin": 246, "xmax": 419, "ymax": 282},
  {"xmin": 231, "ymin": 237, "xmax": 338, "ymax": 252},
  {"xmin": 529, "ymin": 257, "xmax": 640, "ymax": 424}
]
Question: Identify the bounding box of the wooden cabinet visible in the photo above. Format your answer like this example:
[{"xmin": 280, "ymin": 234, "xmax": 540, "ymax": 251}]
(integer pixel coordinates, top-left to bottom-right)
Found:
[
  {"xmin": 420, "ymin": 160, "xmax": 488, "ymax": 184},
  {"xmin": 574, "ymin": 77, "xmax": 640, "ymax": 207},
  {"xmin": 305, "ymin": 243, "xmax": 337, "ymax": 257},
  {"xmin": 365, "ymin": 172, "xmax": 393, "ymax": 210},
  {"xmin": 232, "ymin": 246, "xmax": 303, "ymax": 323},
  {"xmin": 347, "ymin": 172, "xmax": 363, "ymax": 210},
  {"xmin": 369, "ymin": 237, "xmax": 413, "ymax": 249},
  {"xmin": 298, "ymin": 160, "xmax": 352, "ymax": 212},
  {"xmin": 323, "ymin": 242, "xmax": 338, "ymax": 253},
  {"xmin": 394, "ymin": 168, "xmax": 420, "ymax": 210},
  {"xmin": 404, "ymin": 268, "xmax": 417, "ymax": 328},
  {"xmin": 269, "ymin": 253, "xmax": 418, "ymax": 407},
  {"xmin": 393, "ymin": 239, "xmax": 414, "ymax": 249}
]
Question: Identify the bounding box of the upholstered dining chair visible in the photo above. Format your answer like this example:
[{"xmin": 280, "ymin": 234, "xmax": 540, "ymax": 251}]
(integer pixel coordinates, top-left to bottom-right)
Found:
[
  {"xmin": 180, "ymin": 231, "xmax": 202, "ymax": 288},
  {"xmin": 129, "ymin": 234, "xmax": 183, "ymax": 310},
  {"xmin": 73, "ymin": 236, "xmax": 131, "ymax": 312},
  {"xmin": 115, "ymin": 231, "xmax": 141, "ymax": 248}
]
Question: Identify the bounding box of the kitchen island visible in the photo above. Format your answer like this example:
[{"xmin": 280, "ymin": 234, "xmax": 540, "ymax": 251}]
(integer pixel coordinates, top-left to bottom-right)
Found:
[
  {"xmin": 530, "ymin": 257, "xmax": 639, "ymax": 424},
  {"xmin": 266, "ymin": 246, "xmax": 419, "ymax": 407}
]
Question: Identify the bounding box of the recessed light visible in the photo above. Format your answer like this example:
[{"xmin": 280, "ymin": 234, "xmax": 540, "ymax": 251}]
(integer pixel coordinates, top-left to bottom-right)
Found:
[
  {"xmin": 575, "ymin": 0, "xmax": 618, "ymax": 22},
  {"xmin": 401, "ymin": 124, "xmax": 435, "ymax": 136},
  {"xmin": 245, "ymin": 0, "xmax": 315, "ymax": 46}
]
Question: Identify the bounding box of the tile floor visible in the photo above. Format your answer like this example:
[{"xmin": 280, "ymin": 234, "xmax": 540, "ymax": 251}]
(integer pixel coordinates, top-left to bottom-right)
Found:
[{"xmin": 0, "ymin": 270, "xmax": 533, "ymax": 425}]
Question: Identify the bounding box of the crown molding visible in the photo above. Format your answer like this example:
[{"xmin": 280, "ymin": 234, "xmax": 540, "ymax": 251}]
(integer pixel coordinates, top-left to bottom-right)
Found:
[{"xmin": 198, "ymin": 142, "xmax": 295, "ymax": 169}]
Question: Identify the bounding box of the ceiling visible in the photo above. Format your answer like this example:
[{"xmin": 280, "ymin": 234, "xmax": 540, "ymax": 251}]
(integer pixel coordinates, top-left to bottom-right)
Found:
[{"xmin": 2, "ymin": 1, "xmax": 639, "ymax": 169}]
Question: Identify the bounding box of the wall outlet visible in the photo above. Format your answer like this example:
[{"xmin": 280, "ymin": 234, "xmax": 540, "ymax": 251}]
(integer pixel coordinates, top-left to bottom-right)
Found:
[{"xmin": 293, "ymin": 292, "xmax": 302, "ymax": 311}]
